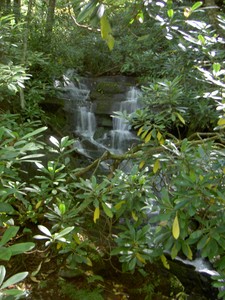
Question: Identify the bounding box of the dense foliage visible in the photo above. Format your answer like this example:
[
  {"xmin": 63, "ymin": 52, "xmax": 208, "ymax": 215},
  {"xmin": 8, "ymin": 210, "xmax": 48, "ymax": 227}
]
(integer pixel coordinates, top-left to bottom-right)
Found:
[{"xmin": 0, "ymin": 0, "xmax": 225, "ymax": 299}]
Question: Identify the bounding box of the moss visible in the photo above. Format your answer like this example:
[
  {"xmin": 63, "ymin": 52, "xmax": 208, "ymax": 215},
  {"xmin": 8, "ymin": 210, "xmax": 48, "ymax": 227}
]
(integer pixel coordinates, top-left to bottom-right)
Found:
[{"xmin": 95, "ymin": 81, "xmax": 124, "ymax": 94}]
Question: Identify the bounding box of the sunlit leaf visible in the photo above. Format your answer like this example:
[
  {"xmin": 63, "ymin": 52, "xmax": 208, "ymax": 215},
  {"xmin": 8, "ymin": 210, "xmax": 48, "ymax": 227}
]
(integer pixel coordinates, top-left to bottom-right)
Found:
[
  {"xmin": 22, "ymin": 127, "xmax": 47, "ymax": 140},
  {"xmin": 137, "ymin": 126, "xmax": 143, "ymax": 136},
  {"xmin": 10, "ymin": 242, "xmax": 35, "ymax": 255},
  {"xmin": 161, "ymin": 254, "xmax": 170, "ymax": 269},
  {"xmin": 139, "ymin": 161, "xmax": 145, "ymax": 169},
  {"xmin": 167, "ymin": 9, "xmax": 174, "ymax": 18},
  {"xmin": 102, "ymin": 202, "xmax": 113, "ymax": 218},
  {"xmin": 153, "ymin": 159, "xmax": 160, "ymax": 174},
  {"xmin": 218, "ymin": 118, "xmax": 225, "ymax": 126},
  {"xmin": 0, "ymin": 226, "xmax": 19, "ymax": 247},
  {"xmin": 172, "ymin": 213, "xmax": 180, "ymax": 240},
  {"xmin": 145, "ymin": 131, "xmax": 152, "ymax": 143},
  {"xmin": 100, "ymin": 15, "xmax": 115, "ymax": 51},
  {"xmin": 175, "ymin": 112, "xmax": 185, "ymax": 124},
  {"xmin": 37, "ymin": 225, "xmax": 52, "ymax": 237},
  {"xmin": 132, "ymin": 211, "xmax": 138, "ymax": 222},
  {"xmin": 114, "ymin": 200, "xmax": 126, "ymax": 210},
  {"xmin": 1, "ymin": 272, "xmax": 28, "ymax": 289},
  {"xmin": 191, "ymin": 1, "xmax": 202, "ymax": 11},
  {"xmin": 136, "ymin": 252, "xmax": 146, "ymax": 264},
  {"xmin": 94, "ymin": 206, "xmax": 100, "ymax": 223},
  {"xmin": 0, "ymin": 265, "xmax": 6, "ymax": 286}
]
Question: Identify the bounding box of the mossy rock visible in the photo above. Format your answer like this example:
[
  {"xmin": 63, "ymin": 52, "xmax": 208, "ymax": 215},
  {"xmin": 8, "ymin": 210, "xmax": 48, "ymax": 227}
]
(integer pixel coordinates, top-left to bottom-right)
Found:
[{"xmin": 94, "ymin": 81, "xmax": 125, "ymax": 94}]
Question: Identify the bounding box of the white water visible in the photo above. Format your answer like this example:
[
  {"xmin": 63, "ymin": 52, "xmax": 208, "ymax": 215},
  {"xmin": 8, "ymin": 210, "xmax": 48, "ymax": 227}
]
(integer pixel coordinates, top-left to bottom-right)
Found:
[{"xmin": 111, "ymin": 87, "xmax": 141, "ymax": 153}]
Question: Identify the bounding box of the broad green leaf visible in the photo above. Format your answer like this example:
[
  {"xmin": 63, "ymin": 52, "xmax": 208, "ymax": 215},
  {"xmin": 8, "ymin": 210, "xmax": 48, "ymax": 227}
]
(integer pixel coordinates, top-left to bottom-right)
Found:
[
  {"xmin": 59, "ymin": 203, "xmax": 66, "ymax": 214},
  {"xmin": 213, "ymin": 62, "xmax": 221, "ymax": 74},
  {"xmin": 128, "ymin": 257, "xmax": 137, "ymax": 271},
  {"xmin": 0, "ymin": 226, "xmax": 19, "ymax": 246},
  {"xmin": 136, "ymin": 252, "xmax": 146, "ymax": 264},
  {"xmin": 182, "ymin": 242, "xmax": 193, "ymax": 260},
  {"xmin": 22, "ymin": 127, "xmax": 47, "ymax": 140},
  {"xmin": 198, "ymin": 34, "xmax": 205, "ymax": 44},
  {"xmin": 77, "ymin": 0, "xmax": 98, "ymax": 23},
  {"xmin": 172, "ymin": 214, "xmax": 180, "ymax": 240},
  {"xmin": 197, "ymin": 235, "xmax": 209, "ymax": 250},
  {"xmin": 1, "ymin": 271, "xmax": 28, "ymax": 289},
  {"xmin": 54, "ymin": 226, "xmax": 74, "ymax": 239},
  {"xmin": 153, "ymin": 159, "xmax": 160, "ymax": 174},
  {"xmin": 102, "ymin": 202, "xmax": 113, "ymax": 218},
  {"xmin": 10, "ymin": 242, "xmax": 35, "ymax": 256},
  {"xmin": 0, "ymin": 203, "xmax": 14, "ymax": 214},
  {"xmin": 49, "ymin": 136, "xmax": 59, "ymax": 148},
  {"xmin": 0, "ymin": 265, "xmax": 6, "ymax": 286},
  {"xmin": 37, "ymin": 225, "xmax": 52, "ymax": 237},
  {"xmin": 191, "ymin": 1, "xmax": 202, "ymax": 11},
  {"xmin": 33, "ymin": 235, "xmax": 50, "ymax": 240},
  {"xmin": 167, "ymin": 9, "xmax": 174, "ymax": 18},
  {"xmin": 171, "ymin": 243, "xmax": 178, "ymax": 259},
  {"xmin": 94, "ymin": 206, "xmax": 100, "ymax": 223},
  {"xmin": 2, "ymin": 289, "xmax": 26, "ymax": 296},
  {"xmin": 160, "ymin": 254, "xmax": 170, "ymax": 269},
  {"xmin": 0, "ymin": 247, "xmax": 12, "ymax": 261}
]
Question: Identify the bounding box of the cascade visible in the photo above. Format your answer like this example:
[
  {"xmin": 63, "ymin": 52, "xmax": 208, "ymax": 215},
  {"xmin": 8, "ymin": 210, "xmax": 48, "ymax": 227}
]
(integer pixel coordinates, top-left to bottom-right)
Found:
[
  {"xmin": 56, "ymin": 71, "xmax": 142, "ymax": 158},
  {"xmin": 60, "ymin": 70, "xmax": 96, "ymax": 139},
  {"xmin": 110, "ymin": 87, "xmax": 141, "ymax": 153}
]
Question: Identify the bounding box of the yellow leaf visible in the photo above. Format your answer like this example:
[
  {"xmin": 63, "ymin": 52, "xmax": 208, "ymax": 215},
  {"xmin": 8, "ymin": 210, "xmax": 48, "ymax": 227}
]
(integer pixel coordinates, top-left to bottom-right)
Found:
[
  {"xmin": 57, "ymin": 242, "xmax": 63, "ymax": 250},
  {"xmin": 137, "ymin": 126, "xmax": 143, "ymax": 136},
  {"xmin": 172, "ymin": 213, "xmax": 180, "ymax": 240},
  {"xmin": 93, "ymin": 206, "xmax": 100, "ymax": 223},
  {"xmin": 218, "ymin": 118, "xmax": 225, "ymax": 126},
  {"xmin": 186, "ymin": 244, "xmax": 193, "ymax": 260},
  {"xmin": 85, "ymin": 257, "xmax": 93, "ymax": 267},
  {"xmin": 160, "ymin": 254, "xmax": 170, "ymax": 269},
  {"xmin": 141, "ymin": 130, "xmax": 148, "ymax": 139},
  {"xmin": 139, "ymin": 161, "xmax": 145, "ymax": 169},
  {"xmin": 136, "ymin": 252, "xmax": 146, "ymax": 264},
  {"xmin": 184, "ymin": 7, "xmax": 191, "ymax": 17},
  {"xmin": 100, "ymin": 15, "xmax": 114, "ymax": 51},
  {"xmin": 73, "ymin": 233, "xmax": 81, "ymax": 244},
  {"xmin": 107, "ymin": 34, "xmax": 115, "ymax": 51},
  {"xmin": 114, "ymin": 200, "xmax": 126, "ymax": 210},
  {"xmin": 145, "ymin": 131, "xmax": 152, "ymax": 143},
  {"xmin": 132, "ymin": 211, "xmax": 138, "ymax": 222},
  {"xmin": 153, "ymin": 159, "xmax": 160, "ymax": 174},
  {"xmin": 36, "ymin": 200, "xmax": 42, "ymax": 209},
  {"xmin": 175, "ymin": 112, "xmax": 185, "ymax": 124},
  {"xmin": 223, "ymin": 167, "xmax": 225, "ymax": 174},
  {"xmin": 157, "ymin": 131, "xmax": 162, "ymax": 141}
]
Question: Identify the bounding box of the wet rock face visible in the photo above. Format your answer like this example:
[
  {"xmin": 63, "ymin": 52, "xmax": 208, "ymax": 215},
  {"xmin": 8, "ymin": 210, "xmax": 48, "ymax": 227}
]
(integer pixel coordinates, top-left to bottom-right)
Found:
[{"xmin": 87, "ymin": 76, "xmax": 138, "ymax": 128}]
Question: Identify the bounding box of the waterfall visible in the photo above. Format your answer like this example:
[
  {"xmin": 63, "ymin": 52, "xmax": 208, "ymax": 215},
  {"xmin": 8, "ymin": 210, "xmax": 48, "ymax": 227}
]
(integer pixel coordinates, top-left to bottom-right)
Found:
[
  {"xmin": 60, "ymin": 70, "xmax": 96, "ymax": 139},
  {"xmin": 111, "ymin": 87, "xmax": 141, "ymax": 153}
]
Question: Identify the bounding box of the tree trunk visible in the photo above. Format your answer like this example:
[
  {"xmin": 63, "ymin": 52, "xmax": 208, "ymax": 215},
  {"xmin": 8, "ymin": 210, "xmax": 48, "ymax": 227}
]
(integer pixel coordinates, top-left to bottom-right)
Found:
[
  {"xmin": 13, "ymin": 0, "xmax": 21, "ymax": 22},
  {"xmin": 45, "ymin": 0, "xmax": 56, "ymax": 47},
  {"xmin": 20, "ymin": 0, "xmax": 33, "ymax": 110}
]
